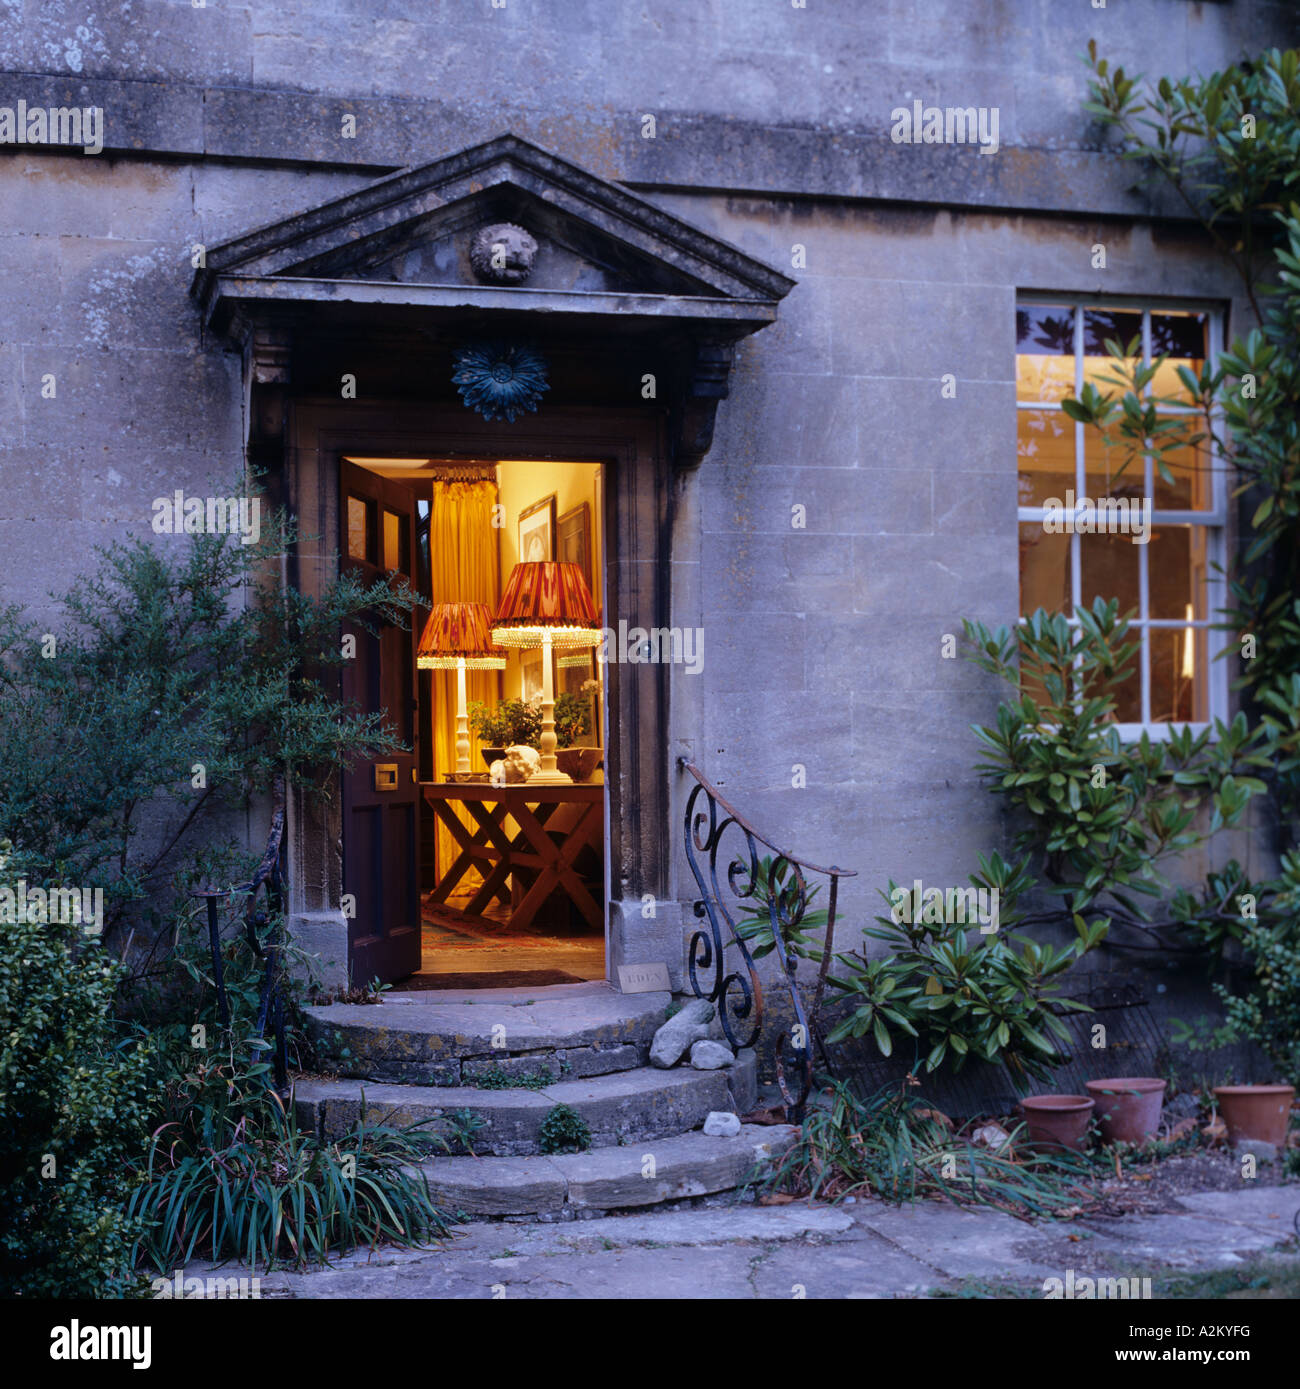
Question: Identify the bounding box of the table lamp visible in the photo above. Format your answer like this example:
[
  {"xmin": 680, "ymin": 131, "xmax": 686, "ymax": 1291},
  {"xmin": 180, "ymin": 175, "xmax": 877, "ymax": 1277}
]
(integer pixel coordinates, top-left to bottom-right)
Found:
[
  {"xmin": 491, "ymin": 561, "xmax": 602, "ymax": 783},
  {"xmin": 417, "ymin": 601, "xmax": 507, "ymax": 774}
]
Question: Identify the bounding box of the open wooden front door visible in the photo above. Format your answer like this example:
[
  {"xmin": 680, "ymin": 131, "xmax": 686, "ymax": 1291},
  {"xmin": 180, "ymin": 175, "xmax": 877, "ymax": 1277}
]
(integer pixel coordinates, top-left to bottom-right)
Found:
[{"xmin": 339, "ymin": 460, "xmax": 422, "ymax": 984}]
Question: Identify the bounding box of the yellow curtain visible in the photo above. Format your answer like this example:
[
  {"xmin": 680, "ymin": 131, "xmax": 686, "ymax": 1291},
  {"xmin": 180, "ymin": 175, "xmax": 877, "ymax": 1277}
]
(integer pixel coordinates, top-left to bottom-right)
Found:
[{"xmin": 430, "ymin": 479, "xmax": 501, "ymax": 881}]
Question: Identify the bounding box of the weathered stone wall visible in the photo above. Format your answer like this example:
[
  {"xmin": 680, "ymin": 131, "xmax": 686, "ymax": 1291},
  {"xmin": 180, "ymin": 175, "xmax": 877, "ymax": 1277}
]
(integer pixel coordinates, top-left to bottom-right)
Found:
[{"xmin": 665, "ymin": 196, "xmax": 1266, "ymax": 937}]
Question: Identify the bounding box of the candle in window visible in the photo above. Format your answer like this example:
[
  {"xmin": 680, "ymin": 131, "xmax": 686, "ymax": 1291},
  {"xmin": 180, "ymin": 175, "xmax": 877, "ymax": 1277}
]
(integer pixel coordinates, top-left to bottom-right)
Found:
[{"xmin": 1181, "ymin": 603, "xmax": 1195, "ymax": 679}]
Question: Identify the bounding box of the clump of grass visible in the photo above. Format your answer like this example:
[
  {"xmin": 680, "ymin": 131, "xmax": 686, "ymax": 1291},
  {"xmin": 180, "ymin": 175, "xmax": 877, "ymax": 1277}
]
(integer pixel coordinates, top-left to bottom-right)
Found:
[
  {"xmin": 440, "ymin": 1107, "xmax": 488, "ymax": 1154},
  {"xmin": 756, "ymin": 1079, "xmax": 1091, "ymax": 1217},
  {"xmin": 127, "ymin": 1102, "xmax": 452, "ymax": 1273}
]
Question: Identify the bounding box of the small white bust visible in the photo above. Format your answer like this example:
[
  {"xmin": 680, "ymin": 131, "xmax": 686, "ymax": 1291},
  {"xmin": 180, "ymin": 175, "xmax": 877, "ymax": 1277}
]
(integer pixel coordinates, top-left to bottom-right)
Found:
[{"xmin": 500, "ymin": 744, "xmax": 541, "ymax": 783}]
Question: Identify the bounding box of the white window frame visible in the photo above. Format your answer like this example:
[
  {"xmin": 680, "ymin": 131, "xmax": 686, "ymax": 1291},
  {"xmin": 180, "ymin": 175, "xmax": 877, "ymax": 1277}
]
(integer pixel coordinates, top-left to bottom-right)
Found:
[{"xmin": 1016, "ymin": 292, "xmax": 1230, "ymax": 739}]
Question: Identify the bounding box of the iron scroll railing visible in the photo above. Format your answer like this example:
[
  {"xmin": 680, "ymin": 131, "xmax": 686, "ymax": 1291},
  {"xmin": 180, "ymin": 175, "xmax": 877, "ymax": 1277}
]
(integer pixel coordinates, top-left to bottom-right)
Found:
[
  {"xmin": 679, "ymin": 759, "xmax": 856, "ymax": 1119},
  {"xmin": 191, "ymin": 775, "xmax": 289, "ymax": 1097}
]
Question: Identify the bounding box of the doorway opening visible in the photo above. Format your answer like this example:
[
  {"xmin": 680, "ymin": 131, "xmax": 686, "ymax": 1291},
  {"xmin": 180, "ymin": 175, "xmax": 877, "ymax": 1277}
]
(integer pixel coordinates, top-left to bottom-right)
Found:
[{"xmin": 341, "ymin": 454, "xmax": 608, "ymax": 990}]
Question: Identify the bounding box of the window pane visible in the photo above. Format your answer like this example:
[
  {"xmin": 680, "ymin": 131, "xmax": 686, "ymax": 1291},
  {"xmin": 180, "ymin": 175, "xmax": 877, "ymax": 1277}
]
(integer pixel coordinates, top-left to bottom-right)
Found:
[
  {"xmin": 1080, "ymin": 532, "xmax": 1141, "ymax": 618},
  {"xmin": 1016, "ymin": 304, "xmax": 1075, "ymax": 402},
  {"xmin": 1019, "ymin": 523, "xmax": 1072, "ymax": 616},
  {"xmin": 1152, "ymin": 419, "xmax": 1214, "ymax": 510},
  {"xmin": 1149, "ymin": 312, "xmax": 1207, "ymax": 403},
  {"xmin": 383, "ymin": 508, "xmax": 408, "ymax": 574},
  {"xmin": 347, "ymin": 495, "xmax": 376, "ymax": 563},
  {"xmin": 1150, "ymin": 627, "xmax": 1208, "ymax": 723},
  {"xmin": 1082, "ymin": 308, "xmax": 1142, "ymax": 398},
  {"xmin": 1083, "ymin": 308, "xmax": 1143, "ymax": 356},
  {"xmin": 1018, "ymin": 408, "xmax": 1074, "ymax": 506},
  {"xmin": 1148, "ymin": 525, "xmax": 1207, "ymax": 620},
  {"xmin": 1084, "ymin": 426, "xmax": 1145, "ymax": 503},
  {"xmin": 1105, "ymin": 652, "xmax": 1143, "ymax": 725}
]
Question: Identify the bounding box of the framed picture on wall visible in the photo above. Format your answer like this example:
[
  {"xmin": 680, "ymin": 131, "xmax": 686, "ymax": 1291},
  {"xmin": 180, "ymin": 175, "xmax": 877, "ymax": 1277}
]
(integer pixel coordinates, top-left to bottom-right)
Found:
[
  {"xmin": 518, "ymin": 494, "xmax": 556, "ymax": 564},
  {"xmin": 558, "ymin": 501, "xmax": 592, "ymax": 593},
  {"xmin": 520, "ymin": 647, "xmax": 544, "ymax": 701},
  {"xmin": 559, "ymin": 651, "xmax": 592, "ymax": 696}
]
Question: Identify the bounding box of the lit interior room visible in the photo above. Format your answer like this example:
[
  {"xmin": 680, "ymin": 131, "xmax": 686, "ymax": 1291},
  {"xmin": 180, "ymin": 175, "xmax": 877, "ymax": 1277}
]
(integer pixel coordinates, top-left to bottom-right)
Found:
[{"xmin": 341, "ymin": 456, "xmax": 607, "ymax": 988}]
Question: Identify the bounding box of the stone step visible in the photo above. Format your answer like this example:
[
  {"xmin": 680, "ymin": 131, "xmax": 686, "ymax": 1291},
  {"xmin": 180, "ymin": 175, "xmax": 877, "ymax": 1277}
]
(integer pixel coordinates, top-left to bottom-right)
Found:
[
  {"xmin": 304, "ymin": 981, "xmax": 670, "ymax": 1086},
  {"xmin": 294, "ymin": 1051, "xmax": 758, "ymax": 1156},
  {"xmin": 408, "ymin": 1124, "xmax": 800, "ymax": 1218}
]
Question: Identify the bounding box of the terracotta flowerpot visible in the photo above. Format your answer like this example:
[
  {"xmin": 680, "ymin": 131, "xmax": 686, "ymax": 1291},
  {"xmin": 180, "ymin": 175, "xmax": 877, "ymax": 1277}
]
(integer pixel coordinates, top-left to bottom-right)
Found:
[
  {"xmin": 1020, "ymin": 1094, "xmax": 1095, "ymax": 1152},
  {"xmin": 1085, "ymin": 1077, "xmax": 1166, "ymax": 1144},
  {"xmin": 1213, "ymin": 1085, "xmax": 1295, "ymax": 1148}
]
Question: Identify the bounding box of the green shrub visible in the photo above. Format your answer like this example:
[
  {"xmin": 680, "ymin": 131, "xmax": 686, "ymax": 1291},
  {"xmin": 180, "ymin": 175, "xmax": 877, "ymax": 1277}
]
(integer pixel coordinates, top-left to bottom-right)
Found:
[
  {"xmin": 0, "ymin": 515, "xmax": 415, "ymax": 952},
  {"xmin": 538, "ymin": 1103, "xmax": 591, "ymax": 1154},
  {"xmin": 964, "ymin": 600, "xmax": 1266, "ymax": 945},
  {"xmin": 1217, "ymin": 892, "xmax": 1300, "ymax": 1082},
  {"xmin": 0, "ymin": 854, "xmax": 158, "ymax": 1296},
  {"xmin": 825, "ymin": 853, "xmax": 1106, "ymax": 1081}
]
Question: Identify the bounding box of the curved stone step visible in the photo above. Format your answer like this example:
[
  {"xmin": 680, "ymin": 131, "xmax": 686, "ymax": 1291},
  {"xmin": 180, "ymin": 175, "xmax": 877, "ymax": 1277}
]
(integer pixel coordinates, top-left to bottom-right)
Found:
[
  {"xmin": 409, "ymin": 1124, "xmax": 800, "ymax": 1218},
  {"xmin": 294, "ymin": 1052, "xmax": 758, "ymax": 1156},
  {"xmin": 304, "ymin": 981, "xmax": 670, "ymax": 1085}
]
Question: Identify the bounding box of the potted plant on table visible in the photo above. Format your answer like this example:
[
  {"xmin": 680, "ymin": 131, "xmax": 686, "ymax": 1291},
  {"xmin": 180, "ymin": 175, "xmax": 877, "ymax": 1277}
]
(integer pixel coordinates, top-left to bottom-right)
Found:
[{"xmin": 467, "ymin": 697, "xmax": 542, "ymax": 770}]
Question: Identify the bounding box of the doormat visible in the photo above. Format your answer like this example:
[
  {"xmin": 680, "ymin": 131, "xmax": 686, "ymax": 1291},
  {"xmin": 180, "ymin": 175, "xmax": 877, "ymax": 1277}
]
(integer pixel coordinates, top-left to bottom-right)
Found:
[{"xmin": 397, "ymin": 969, "xmax": 588, "ymax": 991}]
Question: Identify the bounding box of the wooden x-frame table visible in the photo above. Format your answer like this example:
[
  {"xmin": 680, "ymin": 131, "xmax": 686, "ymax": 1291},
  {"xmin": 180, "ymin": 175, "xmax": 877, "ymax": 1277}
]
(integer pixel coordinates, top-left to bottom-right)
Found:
[{"xmin": 422, "ymin": 782, "xmax": 604, "ymax": 932}]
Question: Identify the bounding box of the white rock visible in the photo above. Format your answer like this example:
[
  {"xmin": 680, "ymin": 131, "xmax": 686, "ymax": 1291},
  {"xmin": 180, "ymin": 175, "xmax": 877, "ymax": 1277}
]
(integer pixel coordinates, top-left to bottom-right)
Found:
[
  {"xmin": 703, "ymin": 1111, "xmax": 742, "ymax": 1137},
  {"xmin": 650, "ymin": 998, "xmax": 715, "ymax": 1068},
  {"xmin": 971, "ymin": 1122, "xmax": 1013, "ymax": 1151},
  {"xmin": 689, "ymin": 1039, "xmax": 735, "ymax": 1070}
]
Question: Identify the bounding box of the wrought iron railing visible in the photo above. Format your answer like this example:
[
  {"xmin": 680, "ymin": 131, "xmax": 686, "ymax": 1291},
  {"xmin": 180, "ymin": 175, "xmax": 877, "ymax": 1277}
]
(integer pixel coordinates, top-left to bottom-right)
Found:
[
  {"xmin": 679, "ymin": 759, "xmax": 856, "ymax": 1119},
  {"xmin": 191, "ymin": 775, "xmax": 289, "ymax": 1098}
]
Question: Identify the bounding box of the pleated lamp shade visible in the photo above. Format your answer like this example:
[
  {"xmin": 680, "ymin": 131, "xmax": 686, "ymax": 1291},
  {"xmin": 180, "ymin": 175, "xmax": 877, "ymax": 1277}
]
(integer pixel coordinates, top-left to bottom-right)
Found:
[
  {"xmin": 491, "ymin": 562, "xmax": 602, "ymax": 649},
  {"xmin": 417, "ymin": 601, "xmax": 507, "ymax": 669}
]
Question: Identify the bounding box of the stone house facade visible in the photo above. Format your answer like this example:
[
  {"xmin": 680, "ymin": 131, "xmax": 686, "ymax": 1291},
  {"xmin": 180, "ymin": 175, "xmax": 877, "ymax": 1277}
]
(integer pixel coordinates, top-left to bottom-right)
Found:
[{"xmin": 1, "ymin": 1, "xmax": 1292, "ymax": 999}]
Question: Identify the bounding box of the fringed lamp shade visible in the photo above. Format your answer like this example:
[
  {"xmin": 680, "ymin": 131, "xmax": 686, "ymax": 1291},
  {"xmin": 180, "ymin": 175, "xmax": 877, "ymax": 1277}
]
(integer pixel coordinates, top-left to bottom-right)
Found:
[
  {"xmin": 491, "ymin": 562, "xmax": 602, "ymax": 649},
  {"xmin": 417, "ymin": 601, "xmax": 507, "ymax": 669}
]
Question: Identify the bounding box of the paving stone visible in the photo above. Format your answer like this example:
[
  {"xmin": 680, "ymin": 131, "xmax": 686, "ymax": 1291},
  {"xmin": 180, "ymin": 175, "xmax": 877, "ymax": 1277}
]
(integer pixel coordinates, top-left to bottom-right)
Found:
[
  {"xmin": 461, "ymin": 1246, "xmax": 760, "ymax": 1299},
  {"xmin": 751, "ymin": 1235, "xmax": 940, "ymax": 1299},
  {"xmin": 1172, "ymin": 1188, "xmax": 1300, "ymax": 1232},
  {"xmin": 849, "ymin": 1200, "xmax": 1060, "ymax": 1280},
  {"xmin": 1084, "ymin": 1213, "xmax": 1293, "ymax": 1270},
  {"xmin": 551, "ymin": 1203, "xmax": 855, "ymax": 1249}
]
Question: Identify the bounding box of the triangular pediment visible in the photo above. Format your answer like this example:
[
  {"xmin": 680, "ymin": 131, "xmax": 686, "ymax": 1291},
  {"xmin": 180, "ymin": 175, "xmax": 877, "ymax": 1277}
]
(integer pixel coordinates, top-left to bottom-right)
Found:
[{"xmin": 196, "ymin": 133, "xmax": 794, "ymax": 318}]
